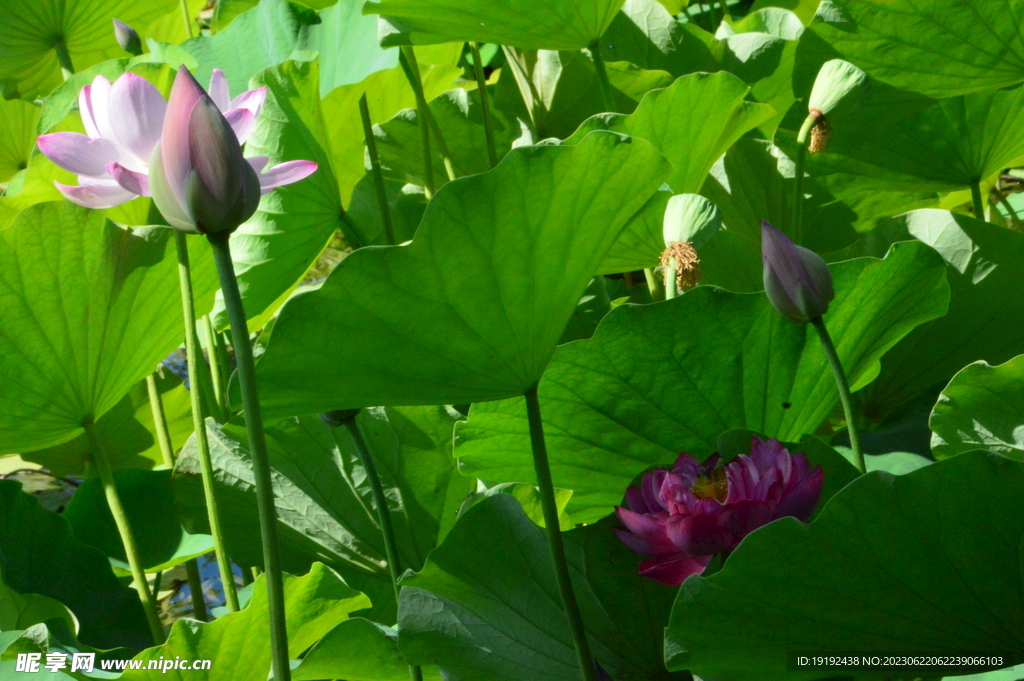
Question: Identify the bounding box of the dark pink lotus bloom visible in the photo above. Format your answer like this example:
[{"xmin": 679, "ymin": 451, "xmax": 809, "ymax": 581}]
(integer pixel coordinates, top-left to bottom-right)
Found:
[{"xmin": 615, "ymin": 436, "xmax": 824, "ymax": 585}]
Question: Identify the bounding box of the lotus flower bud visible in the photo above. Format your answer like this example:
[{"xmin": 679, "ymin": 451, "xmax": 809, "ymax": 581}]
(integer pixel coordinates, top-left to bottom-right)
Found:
[
  {"xmin": 149, "ymin": 66, "xmax": 261, "ymax": 235},
  {"xmin": 805, "ymin": 59, "xmax": 869, "ymax": 152},
  {"xmin": 113, "ymin": 19, "xmax": 142, "ymax": 56},
  {"xmin": 761, "ymin": 220, "xmax": 833, "ymax": 324}
]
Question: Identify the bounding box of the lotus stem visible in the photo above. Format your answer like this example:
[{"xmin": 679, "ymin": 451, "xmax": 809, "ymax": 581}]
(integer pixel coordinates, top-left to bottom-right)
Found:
[
  {"xmin": 146, "ymin": 373, "xmax": 175, "ymax": 468},
  {"xmin": 524, "ymin": 387, "xmax": 596, "ymax": 681},
  {"xmin": 212, "ymin": 324, "xmax": 233, "ymax": 418},
  {"xmin": 717, "ymin": 0, "xmax": 730, "ymax": 22},
  {"xmin": 84, "ymin": 421, "xmax": 165, "ymax": 644},
  {"xmin": 588, "ymin": 39, "xmax": 616, "ymax": 114},
  {"xmin": 332, "ymin": 413, "xmax": 423, "ymax": 681},
  {"xmin": 810, "ymin": 316, "xmax": 865, "ymax": 474},
  {"xmin": 665, "ymin": 257, "xmax": 679, "ymax": 300},
  {"xmin": 184, "ymin": 558, "xmax": 208, "ymax": 621},
  {"xmin": 792, "ymin": 114, "xmax": 818, "ymax": 246},
  {"xmin": 359, "ymin": 93, "xmax": 395, "ymax": 245},
  {"xmin": 201, "ymin": 316, "xmax": 228, "ymax": 420},
  {"xmin": 970, "ymin": 180, "xmax": 986, "ymax": 222},
  {"xmin": 174, "ymin": 231, "xmax": 240, "ymax": 614},
  {"xmin": 643, "ymin": 267, "xmax": 663, "ymax": 301},
  {"xmin": 996, "ymin": 191, "xmax": 1023, "ymax": 230},
  {"xmin": 470, "ymin": 42, "xmax": 499, "ymax": 168},
  {"xmin": 207, "ymin": 231, "xmax": 290, "ymax": 681},
  {"xmin": 399, "ymin": 46, "xmax": 457, "ymax": 183},
  {"xmin": 54, "ymin": 40, "xmax": 75, "ymax": 80},
  {"xmin": 179, "ymin": 0, "xmax": 193, "ymax": 38},
  {"xmin": 399, "ymin": 47, "xmax": 435, "ymax": 198}
]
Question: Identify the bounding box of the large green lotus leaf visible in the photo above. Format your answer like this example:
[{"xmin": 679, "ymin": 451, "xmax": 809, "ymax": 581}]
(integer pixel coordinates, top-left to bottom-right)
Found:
[
  {"xmin": 21, "ymin": 370, "xmax": 193, "ymax": 477},
  {"xmin": 664, "ymin": 451, "xmax": 1024, "ymax": 679},
  {"xmin": 182, "ymin": 0, "xmax": 395, "ymax": 98},
  {"xmin": 292, "ymin": 618, "xmax": 412, "ymax": 681},
  {"xmin": 0, "ymin": 203, "xmax": 217, "ymax": 453},
  {"xmin": 140, "ymin": 0, "xmax": 206, "ymax": 46},
  {"xmin": 173, "ymin": 407, "xmax": 473, "ymax": 620},
  {"xmin": 253, "ymin": 132, "xmax": 669, "ymax": 415},
  {"xmin": 566, "ymin": 72, "xmax": 775, "ymax": 194},
  {"xmin": 122, "ymin": 563, "xmax": 369, "ymax": 681},
  {"xmin": 0, "ymin": 577, "xmax": 79, "ymax": 635},
  {"xmin": 750, "ymin": 0, "xmax": 820, "ymax": 24},
  {"xmin": 366, "ymin": 0, "xmax": 626, "ymax": 50},
  {"xmin": 800, "ymin": 0, "xmax": 1024, "ymax": 98},
  {"xmin": 716, "ymin": 32, "xmax": 796, "ymax": 138},
  {"xmin": 0, "ymin": 0, "xmax": 177, "ymax": 100},
  {"xmin": 64, "ymin": 469, "xmax": 214, "ymax": 576},
  {"xmin": 860, "ymin": 210, "xmax": 1024, "ymax": 422},
  {"xmin": 399, "ymin": 495, "xmax": 689, "ymax": 681},
  {"xmin": 0, "ymin": 98, "xmax": 38, "ymax": 183},
  {"xmin": 598, "ymin": 0, "xmax": 719, "ymax": 77},
  {"xmin": 930, "ymin": 357, "xmax": 1024, "ymax": 462},
  {"xmin": 0, "ymin": 480, "xmax": 151, "ymax": 650},
  {"xmin": 456, "ymin": 242, "xmax": 948, "ymax": 522}
]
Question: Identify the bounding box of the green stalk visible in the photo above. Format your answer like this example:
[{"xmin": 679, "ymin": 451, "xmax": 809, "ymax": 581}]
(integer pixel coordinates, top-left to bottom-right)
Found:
[
  {"xmin": 184, "ymin": 558, "xmax": 208, "ymax": 621},
  {"xmin": 717, "ymin": 0, "xmax": 730, "ymax": 22},
  {"xmin": 643, "ymin": 267, "xmax": 663, "ymax": 301},
  {"xmin": 54, "ymin": 40, "xmax": 74, "ymax": 80},
  {"xmin": 179, "ymin": 0, "xmax": 194, "ymax": 38},
  {"xmin": 970, "ymin": 180, "xmax": 986, "ymax": 222},
  {"xmin": 399, "ymin": 47, "xmax": 436, "ymax": 198},
  {"xmin": 399, "ymin": 46, "xmax": 456, "ymax": 183},
  {"xmin": 336, "ymin": 414, "xmax": 423, "ymax": 681},
  {"xmin": 212, "ymin": 325, "xmax": 233, "ymax": 418},
  {"xmin": 588, "ymin": 39, "xmax": 616, "ymax": 113},
  {"xmin": 207, "ymin": 231, "xmax": 290, "ymax": 681},
  {"xmin": 665, "ymin": 257, "xmax": 679, "ymax": 300},
  {"xmin": 202, "ymin": 316, "xmax": 228, "ymax": 420},
  {"xmin": 146, "ymin": 373, "xmax": 175, "ymax": 468},
  {"xmin": 174, "ymin": 232, "xmax": 240, "ymax": 614},
  {"xmin": 470, "ymin": 42, "xmax": 499, "ymax": 168},
  {"xmin": 359, "ymin": 93, "xmax": 395, "ymax": 245},
  {"xmin": 810, "ymin": 317, "xmax": 865, "ymax": 474},
  {"xmin": 524, "ymin": 387, "xmax": 596, "ymax": 681},
  {"xmin": 84, "ymin": 422, "xmax": 165, "ymax": 644},
  {"xmin": 792, "ymin": 114, "xmax": 818, "ymax": 246},
  {"xmin": 996, "ymin": 191, "xmax": 1023, "ymax": 230}
]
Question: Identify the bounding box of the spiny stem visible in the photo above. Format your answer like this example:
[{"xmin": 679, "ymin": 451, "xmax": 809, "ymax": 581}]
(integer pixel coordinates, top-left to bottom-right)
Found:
[
  {"xmin": 524, "ymin": 387, "xmax": 596, "ymax": 681},
  {"xmin": 970, "ymin": 180, "xmax": 986, "ymax": 222},
  {"xmin": 184, "ymin": 558, "xmax": 208, "ymax": 621},
  {"xmin": 588, "ymin": 39, "xmax": 616, "ymax": 113},
  {"xmin": 811, "ymin": 316, "xmax": 865, "ymax": 474},
  {"xmin": 84, "ymin": 421, "xmax": 165, "ymax": 644},
  {"xmin": 208, "ymin": 231, "xmax": 290, "ymax": 681},
  {"xmin": 174, "ymin": 232, "xmax": 239, "ymax": 614},
  {"xmin": 179, "ymin": 0, "xmax": 194, "ymax": 38},
  {"xmin": 146, "ymin": 373, "xmax": 175, "ymax": 468},
  {"xmin": 399, "ymin": 46, "xmax": 435, "ymax": 198},
  {"xmin": 359, "ymin": 93, "xmax": 395, "ymax": 245},
  {"xmin": 470, "ymin": 42, "xmax": 499, "ymax": 168},
  {"xmin": 792, "ymin": 114, "xmax": 818, "ymax": 245},
  {"xmin": 202, "ymin": 316, "xmax": 228, "ymax": 420},
  {"xmin": 54, "ymin": 40, "xmax": 74, "ymax": 80}
]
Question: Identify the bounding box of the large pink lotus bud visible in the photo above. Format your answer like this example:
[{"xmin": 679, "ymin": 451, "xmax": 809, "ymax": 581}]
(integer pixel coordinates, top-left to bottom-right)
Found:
[{"xmin": 761, "ymin": 220, "xmax": 834, "ymax": 324}]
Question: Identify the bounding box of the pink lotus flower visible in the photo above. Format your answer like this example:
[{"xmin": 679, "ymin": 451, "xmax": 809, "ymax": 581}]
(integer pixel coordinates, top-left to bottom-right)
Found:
[
  {"xmin": 36, "ymin": 69, "xmax": 315, "ymax": 212},
  {"xmin": 615, "ymin": 437, "xmax": 824, "ymax": 585}
]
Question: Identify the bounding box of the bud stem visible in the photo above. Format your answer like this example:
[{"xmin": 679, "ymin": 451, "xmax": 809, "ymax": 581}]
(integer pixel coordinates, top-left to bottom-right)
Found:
[
  {"xmin": 53, "ymin": 39, "xmax": 75, "ymax": 80},
  {"xmin": 524, "ymin": 387, "xmax": 597, "ymax": 681},
  {"xmin": 201, "ymin": 316, "xmax": 228, "ymax": 421},
  {"xmin": 792, "ymin": 114, "xmax": 818, "ymax": 245},
  {"xmin": 84, "ymin": 421, "xmax": 165, "ymax": 644},
  {"xmin": 145, "ymin": 373, "xmax": 175, "ymax": 468},
  {"xmin": 810, "ymin": 316, "xmax": 865, "ymax": 474},
  {"xmin": 665, "ymin": 256, "xmax": 679, "ymax": 300},
  {"xmin": 588, "ymin": 39, "xmax": 616, "ymax": 114},
  {"xmin": 399, "ymin": 47, "xmax": 435, "ymax": 199},
  {"xmin": 644, "ymin": 267, "xmax": 663, "ymax": 301},
  {"xmin": 970, "ymin": 179, "xmax": 986, "ymax": 222},
  {"xmin": 175, "ymin": 231, "xmax": 240, "ymax": 613},
  {"xmin": 208, "ymin": 231, "xmax": 289, "ymax": 679},
  {"xmin": 359, "ymin": 93, "xmax": 395, "ymax": 246},
  {"xmin": 184, "ymin": 557, "xmax": 208, "ymax": 621},
  {"xmin": 470, "ymin": 42, "xmax": 499, "ymax": 169},
  {"xmin": 179, "ymin": 0, "xmax": 194, "ymax": 38}
]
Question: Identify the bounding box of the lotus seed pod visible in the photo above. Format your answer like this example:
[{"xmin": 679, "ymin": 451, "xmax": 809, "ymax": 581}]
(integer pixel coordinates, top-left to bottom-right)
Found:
[
  {"xmin": 662, "ymin": 194, "xmax": 721, "ymax": 250},
  {"xmin": 808, "ymin": 59, "xmax": 869, "ymax": 117},
  {"xmin": 112, "ymin": 19, "xmax": 142, "ymax": 56}
]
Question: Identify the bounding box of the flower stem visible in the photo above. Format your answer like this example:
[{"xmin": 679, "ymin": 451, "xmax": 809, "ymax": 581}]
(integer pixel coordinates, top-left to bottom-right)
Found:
[
  {"xmin": 588, "ymin": 40, "xmax": 616, "ymax": 113},
  {"xmin": 54, "ymin": 40, "xmax": 74, "ymax": 80},
  {"xmin": 399, "ymin": 46, "xmax": 435, "ymax": 198},
  {"xmin": 643, "ymin": 267, "xmax": 663, "ymax": 301},
  {"xmin": 359, "ymin": 93, "xmax": 395, "ymax": 246},
  {"xmin": 212, "ymin": 325, "xmax": 233, "ymax": 418},
  {"xmin": 179, "ymin": 0, "xmax": 194, "ymax": 38},
  {"xmin": 184, "ymin": 557, "xmax": 208, "ymax": 621},
  {"xmin": 717, "ymin": 0, "xmax": 730, "ymax": 22},
  {"xmin": 84, "ymin": 421, "xmax": 165, "ymax": 644},
  {"xmin": 665, "ymin": 257, "xmax": 679, "ymax": 300},
  {"xmin": 810, "ymin": 316, "xmax": 865, "ymax": 474},
  {"xmin": 792, "ymin": 114, "xmax": 818, "ymax": 246},
  {"xmin": 401, "ymin": 46, "xmax": 457, "ymax": 183},
  {"xmin": 207, "ymin": 231, "xmax": 290, "ymax": 681},
  {"xmin": 334, "ymin": 414, "xmax": 423, "ymax": 681},
  {"xmin": 146, "ymin": 373, "xmax": 175, "ymax": 468},
  {"xmin": 470, "ymin": 42, "xmax": 499, "ymax": 168},
  {"xmin": 970, "ymin": 180, "xmax": 986, "ymax": 222},
  {"xmin": 202, "ymin": 316, "xmax": 228, "ymax": 421},
  {"xmin": 174, "ymin": 232, "xmax": 240, "ymax": 614},
  {"xmin": 524, "ymin": 387, "xmax": 596, "ymax": 681}
]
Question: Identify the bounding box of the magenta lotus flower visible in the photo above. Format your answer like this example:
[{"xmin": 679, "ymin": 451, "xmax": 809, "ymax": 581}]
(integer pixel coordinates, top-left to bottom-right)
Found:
[
  {"xmin": 615, "ymin": 436, "xmax": 824, "ymax": 585},
  {"xmin": 36, "ymin": 68, "xmax": 314, "ymax": 212},
  {"xmin": 761, "ymin": 220, "xmax": 834, "ymax": 324}
]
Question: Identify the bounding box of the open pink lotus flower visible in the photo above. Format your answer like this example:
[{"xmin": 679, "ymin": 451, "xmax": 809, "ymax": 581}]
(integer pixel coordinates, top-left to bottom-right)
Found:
[
  {"xmin": 37, "ymin": 69, "xmax": 315, "ymax": 211},
  {"xmin": 615, "ymin": 436, "xmax": 824, "ymax": 586}
]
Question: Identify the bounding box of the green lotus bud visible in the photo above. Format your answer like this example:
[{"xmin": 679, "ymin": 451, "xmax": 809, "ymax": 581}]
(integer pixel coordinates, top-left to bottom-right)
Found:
[
  {"xmin": 112, "ymin": 19, "xmax": 142, "ymax": 56},
  {"xmin": 808, "ymin": 59, "xmax": 869, "ymax": 117},
  {"xmin": 661, "ymin": 194, "xmax": 720, "ymax": 293}
]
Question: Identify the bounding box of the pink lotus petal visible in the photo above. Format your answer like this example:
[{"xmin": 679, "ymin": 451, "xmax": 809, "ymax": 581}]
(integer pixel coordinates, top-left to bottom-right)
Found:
[
  {"xmin": 224, "ymin": 108, "xmax": 256, "ymax": 145},
  {"xmin": 246, "ymin": 155, "xmax": 270, "ymax": 173},
  {"xmin": 624, "ymin": 485, "xmax": 647, "ymax": 514},
  {"xmin": 208, "ymin": 69, "xmax": 231, "ymax": 112},
  {"xmin": 229, "ymin": 86, "xmax": 266, "ymax": 117},
  {"xmin": 719, "ymin": 499, "xmax": 774, "ymax": 538},
  {"xmin": 148, "ymin": 141, "xmax": 195, "ymax": 231},
  {"xmin": 37, "ymin": 133, "xmax": 120, "ymax": 177},
  {"xmin": 638, "ymin": 553, "xmax": 712, "ymax": 586},
  {"xmin": 79, "ymin": 84, "xmax": 101, "ymax": 139},
  {"xmin": 108, "ymin": 72, "xmax": 166, "ymax": 167},
  {"xmin": 163, "ymin": 66, "xmax": 208, "ymax": 208},
  {"xmin": 88, "ymin": 75, "xmax": 119, "ymax": 144},
  {"xmin": 614, "ymin": 528, "xmax": 665, "ymax": 558},
  {"xmin": 107, "ymin": 162, "xmax": 151, "ymax": 197},
  {"xmin": 672, "ymin": 452, "xmax": 702, "ymax": 482},
  {"xmin": 773, "ymin": 465, "xmax": 824, "ymax": 522},
  {"xmin": 54, "ymin": 178, "xmax": 134, "ymax": 209},
  {"xmin": 254, "ymin": 160, "xmax": 317, "ymax": 195},
  {"xmin": 666, "ymin": 514, "xmax": 733, "ymax": 556}
]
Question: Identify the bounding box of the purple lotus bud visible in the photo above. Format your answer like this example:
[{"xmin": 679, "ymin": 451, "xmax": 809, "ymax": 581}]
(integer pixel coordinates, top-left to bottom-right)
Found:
[
  {"xmin": 615, "ymin": 437, "xmax": 823, "ymax": 585},
  {"xmin": 761, "ymin": 220, "xmax": 834, "ymax": 324},
  {"xmin": 150, "ymin": 66, "xmax": 261, "ymax": 235},
  {"xmin": 112, "ymin": 19, "xmax": 142, "ymax": 56}
]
